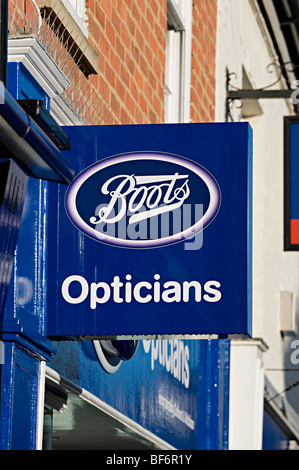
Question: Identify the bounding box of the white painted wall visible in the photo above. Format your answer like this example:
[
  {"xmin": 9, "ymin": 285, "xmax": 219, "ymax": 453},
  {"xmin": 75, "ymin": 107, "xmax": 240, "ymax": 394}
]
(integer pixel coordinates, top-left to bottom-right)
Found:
[
  {"xmin": 215, "ymin": 0, "xmax": 299, "ymax": 449},
  {"xmin": 229, "ymin": 340, "xmax": 265, "ymax": 450}
]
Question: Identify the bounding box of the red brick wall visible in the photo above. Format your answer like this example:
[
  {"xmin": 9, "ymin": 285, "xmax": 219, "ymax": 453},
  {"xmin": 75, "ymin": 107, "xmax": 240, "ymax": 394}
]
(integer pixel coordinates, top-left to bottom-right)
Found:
[
  {"xmin": 190, "ymin": 0, "xmax": 217, "ymax": 123},
  {"xmin": 86, "ymin": 0, "xmax": 217, "ymax": 125},
  {"xmin": 9, "ymin": 0, "xmax": 217, "ymax": 125},
  {"xmin": 86, "ymin": 0, "xmax": 167, "ymax": 124}
]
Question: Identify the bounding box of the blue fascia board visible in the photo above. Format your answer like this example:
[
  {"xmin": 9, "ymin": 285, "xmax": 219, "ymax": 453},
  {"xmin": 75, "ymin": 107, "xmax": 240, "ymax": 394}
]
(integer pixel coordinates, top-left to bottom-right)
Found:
[
  {"xmin": 0, "ymin": 86, "xmax": 74, "ymax": 184},
  {"xmin": 2, "ymin": 332, "xmax": 55, "ymax": 362}
]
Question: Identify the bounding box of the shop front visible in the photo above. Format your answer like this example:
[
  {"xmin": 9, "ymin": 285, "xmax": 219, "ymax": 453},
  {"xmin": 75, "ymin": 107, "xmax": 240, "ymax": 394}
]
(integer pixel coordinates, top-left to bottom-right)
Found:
[{"xmin": 0, "ymin": 59, "xmax": 252, "ymax": 450}]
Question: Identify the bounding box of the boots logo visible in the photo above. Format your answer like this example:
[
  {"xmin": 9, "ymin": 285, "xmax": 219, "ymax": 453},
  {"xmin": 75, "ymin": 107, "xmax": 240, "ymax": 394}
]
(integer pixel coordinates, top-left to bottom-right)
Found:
[{"xmin": 65, "ymin": 152, "xmax": 221, "ymax": 248}]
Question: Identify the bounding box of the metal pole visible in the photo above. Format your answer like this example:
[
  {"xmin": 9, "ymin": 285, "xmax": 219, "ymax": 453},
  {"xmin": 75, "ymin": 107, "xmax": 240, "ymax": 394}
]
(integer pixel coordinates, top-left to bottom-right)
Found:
[
  {"xmin": 227, "ymin": 89, "xmax": 294, "ymax": 100},
  {"xmin": 0, "ymin": 0, "xmax": 8, "ymax": 87}
]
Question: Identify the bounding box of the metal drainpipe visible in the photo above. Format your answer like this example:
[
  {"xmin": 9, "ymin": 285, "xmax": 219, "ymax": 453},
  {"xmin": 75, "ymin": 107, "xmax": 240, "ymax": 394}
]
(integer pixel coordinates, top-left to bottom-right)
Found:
[{"xmin": 0, "ymin": 0, "xmax": 8, "ymax": 87}]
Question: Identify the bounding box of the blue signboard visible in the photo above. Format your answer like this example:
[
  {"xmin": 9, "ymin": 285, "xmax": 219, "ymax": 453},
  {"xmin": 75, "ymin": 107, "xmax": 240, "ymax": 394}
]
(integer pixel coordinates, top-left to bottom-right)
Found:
[
  {"xmin": 47, "ymin": 123, "xmax": 252, "ymax": 338},
  {"xmin": 284, "ymin": 117, "xmax": 299, "ymax": 250},
  {"xmin": 50, "ymin": 338, "xmax": 230, "ymax": 450}
]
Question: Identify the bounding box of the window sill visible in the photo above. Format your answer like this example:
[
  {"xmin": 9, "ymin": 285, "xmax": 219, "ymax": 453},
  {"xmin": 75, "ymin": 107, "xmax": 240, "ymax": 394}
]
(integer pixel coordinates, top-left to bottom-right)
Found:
[{"xmin": 39, "ymin": 0, "xmax": 98, "ymax": 76}]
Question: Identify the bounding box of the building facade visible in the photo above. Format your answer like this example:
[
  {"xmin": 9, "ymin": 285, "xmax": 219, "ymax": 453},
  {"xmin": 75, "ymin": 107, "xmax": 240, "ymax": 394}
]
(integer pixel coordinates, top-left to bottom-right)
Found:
[
  {"xmin": 216, "ymin": 0, "xmax": 299, "ymax": 449},
  {"xmin": 0, "ymin": 0, "xmax": 299, "ymax": 450}
]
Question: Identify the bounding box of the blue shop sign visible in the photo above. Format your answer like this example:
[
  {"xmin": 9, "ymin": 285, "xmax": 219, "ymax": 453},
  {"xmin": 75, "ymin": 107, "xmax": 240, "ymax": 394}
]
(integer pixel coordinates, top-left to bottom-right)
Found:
[
  {"xmin": 47, "ymin": 123, "xmax": 252, "ymax": 338},
  {"xmin": 284, "ymin": 117, "xmax": 299, "ymax": 250},
  {"xmin": 51, "ymin": 338, "xmax": 231, "ymax": 450}
]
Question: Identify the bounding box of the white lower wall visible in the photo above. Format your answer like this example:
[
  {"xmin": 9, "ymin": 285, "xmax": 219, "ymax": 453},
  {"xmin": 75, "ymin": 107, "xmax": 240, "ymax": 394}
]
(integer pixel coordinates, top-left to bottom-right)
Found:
[
  {"xmin": 229, "ymin": 340, "xmax": 266, "ymax": 450},
  {"xmin": 215, "ymin": 0, "xmax": 299, "ymax": 448}
]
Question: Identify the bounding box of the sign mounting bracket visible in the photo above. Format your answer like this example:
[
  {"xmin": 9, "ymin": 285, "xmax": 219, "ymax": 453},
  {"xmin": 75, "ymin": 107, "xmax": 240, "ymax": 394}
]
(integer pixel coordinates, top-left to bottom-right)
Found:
[{"xmin": 226, "ymin": 65, "xmax": 298, "ymax": 121}]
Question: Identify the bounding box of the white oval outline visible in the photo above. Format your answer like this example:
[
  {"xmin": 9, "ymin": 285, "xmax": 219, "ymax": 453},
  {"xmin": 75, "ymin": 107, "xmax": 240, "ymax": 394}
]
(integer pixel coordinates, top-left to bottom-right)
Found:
[
  {"xmin": 93, "ymin": 340, "xmax": 122, "ymax": 374},
  {"xmin": 65, "ymin": 152, "xmax": 221, "ymax": 248}
]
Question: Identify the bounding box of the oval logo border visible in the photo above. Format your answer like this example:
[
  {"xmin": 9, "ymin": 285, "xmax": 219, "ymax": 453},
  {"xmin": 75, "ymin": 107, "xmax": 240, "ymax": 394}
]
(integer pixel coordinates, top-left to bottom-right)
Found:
[{"xmin": 65, "ymin": 152, "xmax": 221, "ymax": 249}]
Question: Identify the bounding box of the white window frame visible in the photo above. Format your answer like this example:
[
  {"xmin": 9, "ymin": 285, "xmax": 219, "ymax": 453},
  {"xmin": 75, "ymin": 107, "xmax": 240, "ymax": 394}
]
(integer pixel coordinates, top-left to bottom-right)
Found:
[
  {"xmin": 165, "ymin": 0, "xmax": 193, "ymax": 123},
  {"xmin": 61, "ymin": 0, "xmax": 88, "ymax": 37},
  {"xmin": 66, "ymin": 0, "xmax": 86, "ymax": 20}
]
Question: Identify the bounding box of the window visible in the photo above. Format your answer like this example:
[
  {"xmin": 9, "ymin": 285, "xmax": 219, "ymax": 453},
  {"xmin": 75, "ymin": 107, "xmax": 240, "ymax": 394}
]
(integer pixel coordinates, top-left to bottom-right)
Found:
[
  {"xmin": 66, "ymin": 0, "xmax": 86, "ymax": 20},
  {"xmin": 60, "ymin": 0, "xmax": 88, "ymax": 36},
  {"xmin": 165, "ymin": 0, "xmax": 193, "ymax": 123}
]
